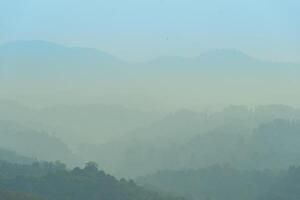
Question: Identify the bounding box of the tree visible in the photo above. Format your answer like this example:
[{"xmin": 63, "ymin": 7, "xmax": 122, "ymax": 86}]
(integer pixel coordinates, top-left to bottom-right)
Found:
[{"xmin": 84, "ymin": 161, "xmax": 98, "ymax": 172}]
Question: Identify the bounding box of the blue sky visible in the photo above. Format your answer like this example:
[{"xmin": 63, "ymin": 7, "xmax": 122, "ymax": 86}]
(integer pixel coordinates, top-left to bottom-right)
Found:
[{"xmin": 0, "ymin": 0, "xmax": 299, "ymax": 62}]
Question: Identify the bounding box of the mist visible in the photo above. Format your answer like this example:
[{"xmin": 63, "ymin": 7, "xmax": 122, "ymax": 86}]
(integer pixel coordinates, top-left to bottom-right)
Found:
[{"xmin": 0, "ymin": 1, "xmax": 300, "ymax": 200}]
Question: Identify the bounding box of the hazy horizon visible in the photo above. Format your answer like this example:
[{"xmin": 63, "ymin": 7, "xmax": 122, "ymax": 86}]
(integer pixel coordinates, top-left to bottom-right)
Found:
[{"xmin": 1, "ymin": 0, "xmax": 299, "ymax": 62}]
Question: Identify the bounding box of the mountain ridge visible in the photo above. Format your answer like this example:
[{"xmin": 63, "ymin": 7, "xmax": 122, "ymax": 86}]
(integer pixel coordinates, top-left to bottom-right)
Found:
[{"xmin": 1, "ymin": 40, "xmax": 298, "ymax": 66}]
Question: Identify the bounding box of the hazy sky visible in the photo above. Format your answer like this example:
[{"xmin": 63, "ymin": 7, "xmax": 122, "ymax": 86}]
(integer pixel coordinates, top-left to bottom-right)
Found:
[{"xmin": 1, "ymin": 0, "xmax": 299, "ymax": 62}]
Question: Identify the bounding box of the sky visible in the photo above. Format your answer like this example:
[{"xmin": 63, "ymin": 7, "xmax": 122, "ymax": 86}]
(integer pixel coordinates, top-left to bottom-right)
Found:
[{"xmin": 0, "ymin": 0, "xmax": 299, "ymax": 62}]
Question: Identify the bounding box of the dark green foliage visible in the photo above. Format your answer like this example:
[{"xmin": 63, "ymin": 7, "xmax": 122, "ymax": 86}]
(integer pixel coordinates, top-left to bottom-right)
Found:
[
  {"xmin": 263, "ymin": 166, "xmax": 300, "ymax": 200},
  {"xmin": 139, "ymin": 166, "xmax": 300, "ymax": 200},
  {"xmin": 0, "ymin": 161, "xmax": 183, "ymax": 200},
  {"xmin": 0, "ymin": 148, "xmax": 34, "ymax": 165},
  {"xmin": 0, "ymin": 188, "xmax": 45, "ymax": 200},
  {"xmin": 138, "ymin": 165, "xmax": 279, "ymax": 200},
  {"xmin": 0, "ymin": 160, "xmax": 66, "ymax": 178}
]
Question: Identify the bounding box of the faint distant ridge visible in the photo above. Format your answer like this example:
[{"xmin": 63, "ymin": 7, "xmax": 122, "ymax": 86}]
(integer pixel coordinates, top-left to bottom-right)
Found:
[
  {"xmin": 195, "ymin": 48, "xmax": 261, "ymax": 70},
  {"xmin": 0, "ymin": 40, "xmax": 299, "ymax": 79},
  {"xmin": 149, "ymin": 48, "xmax": 252, "ymax": 62},
  {"xmin": 197, "ymin": 48, "xmax": 253, "ymax": 61},
  {"xmin": 149, "ymin": 48, "xmax": 268, "ymax": 69},
  {"xmin": 0, "ymin": 40, "xmax": 116, "ymax": 60},
  {"xmin": 0, "ymin": 40, "xmax": 123, "ymax": 80},
  {"xmin": 1, "ymin": 40, "xmax": 297, "ymax": 65}
]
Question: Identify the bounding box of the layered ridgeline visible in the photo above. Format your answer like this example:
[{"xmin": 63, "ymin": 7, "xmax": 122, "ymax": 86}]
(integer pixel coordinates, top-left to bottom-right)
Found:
[
  {"xmin": 0, "ymin": 100, "xmax": 164, "ymax": 145},
  {"xmin": 1, "ymin": 155, "xmax": 300, "ymax": 200},
  {"xmin": 78, "ymin": 105, "xmax": 300, "ymax": 177},
  {"xmin": 0, "ymin": 160, "xmax": 183, "ymax": 200},
  {"xmin": 137, "ymin": 165, "xmax": 300, "ymax": 200},
  {"xmin": 0, "ymin": 40, "xmax": 123, "ymax": 80},
  {"xmin": 1, "ymin": 41, "xmax": 300, "ymax": 177},
  {"xmin": 2, "ymin": 101, "xmax": 300, "ymax": 178},
  {"xmin": 0, "ymin": 120, "xmax": 79, "ymax": 166},
  {"xmin": 1, "ymin": 40, "xmax": 300, "ymax": 109},
  {"xmin": 1, "ymin": 40, "xmax": 299, "ymax": 79}
]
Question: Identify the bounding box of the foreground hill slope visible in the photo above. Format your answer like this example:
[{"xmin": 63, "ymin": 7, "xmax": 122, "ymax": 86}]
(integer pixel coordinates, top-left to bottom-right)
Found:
[
  {"xmin": 0, "ymin": 160, "xmax": 183, "ymax": 200},
  {"xmin": 138, "ymin": 165, "xmax": 300, "ymax": 200},
  {"xmin": 0, "ymin": 148, "xmax": 34, "ymax": 165},
  {"xmin": 0, "ymin": 120, "xmax": 79, "ymax": 166},
  {"xmin": 0, "ymin": 188, "xmax": 45, "ymax": 200}
]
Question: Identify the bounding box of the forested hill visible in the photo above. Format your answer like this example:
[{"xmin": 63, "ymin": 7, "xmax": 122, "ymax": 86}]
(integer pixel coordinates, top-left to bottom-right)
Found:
[
  {"xmin": 138, "ymin": 165, "xmax": 300, "ymax": 200},
  {"xmin": 0, "ymin": 148, "xmax": 34, "ymax": 165},
  {"xmin": 0, "ymin": 160, "xmax": 183, "ymax": 200},
  {"xmin": 0, "ymin": 188, "xmax": 45, "ymax": 200}
]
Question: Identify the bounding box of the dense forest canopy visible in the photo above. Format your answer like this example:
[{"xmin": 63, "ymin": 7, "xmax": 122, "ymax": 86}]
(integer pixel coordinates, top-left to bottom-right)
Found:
[
  {"xmin": 0, "ymin": 160, "xmax": 183, "ymax": 200},
  {"xmin": 138, "ymin": 165, "xmax": 300, "ymax": 200}
]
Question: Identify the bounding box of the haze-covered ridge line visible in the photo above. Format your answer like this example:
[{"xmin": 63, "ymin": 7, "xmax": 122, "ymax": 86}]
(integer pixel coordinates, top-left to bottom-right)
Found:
[{"xmin": 0, "ymin": 40, "xmax": 299, "ymax": 65}]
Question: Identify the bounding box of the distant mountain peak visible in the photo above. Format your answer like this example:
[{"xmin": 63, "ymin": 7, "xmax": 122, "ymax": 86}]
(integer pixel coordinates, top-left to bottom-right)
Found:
[
  {"xmin": 0, "ymin": 40, "xmax": 116, "ymax": 59},
  {"xmin": 0, "ymin": 40, "xmax": 122, "ymax": 76},
  {"xmin": 3, "ymin": 40, "xmax": 63, "ymax": 47},
  {"xmin": 198, "ymin": 49, "xmax": 253, "ymax": 60}
]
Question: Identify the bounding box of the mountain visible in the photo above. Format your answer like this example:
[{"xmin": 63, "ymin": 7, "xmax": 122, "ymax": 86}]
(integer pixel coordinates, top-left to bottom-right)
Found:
[
  {"xmin": 145, "ymin": 49, "xmax": 300, "ymax": 76},
  {"xmin": 0, "ymin": 160, "xmax": 184, "ymax": 200},
  {"xmin": 138, "ymin": 165, "xmax": 300, "ymax": 200},
  {"xmin": 0, "ymin": 147, "xmax": 34, "ymax": 165},
  {"xmin": 38, "ymin": 104, "xmax": 165, "ymax": 144},
  {"xmin": 78, "ymin": 105, "xmax": 300, "ymax": 177},
  {"xmin": 1, "ymin": 40, "xmax": 300, "ymax": 110},
  {"xmin": 0, "ymin": 188, "xmax": 45, "ymax": 200},
  {"xmin": 0, "ymin": 40, "xmax": 124, "ymax": 81},
  {"xmin": 148, "ymin": 49, "xmax": 255, "ymax": 68},
  {"xmin": 0, "ymin": 100, "xmax": 165, "ymax": 145},
  {"xmin": 247, "ymin": 119, "xmax": 300, "ymax": 169},
  {"xmin": 1, "ymin": 41, "xmax": 299, "ymax": 80},
  {"xmin": 0, "ymin": 120, "xmax": 79, "ymax": 166},
  {"xmin": 137, "ymin": 165, "xmax": 278, "ymax": 200}
]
